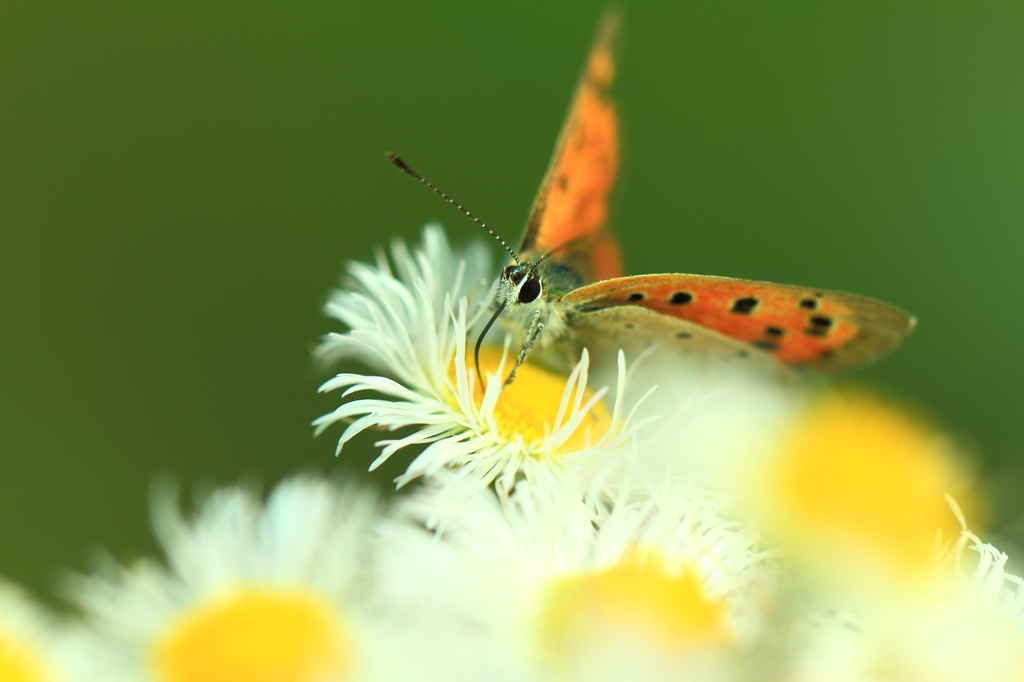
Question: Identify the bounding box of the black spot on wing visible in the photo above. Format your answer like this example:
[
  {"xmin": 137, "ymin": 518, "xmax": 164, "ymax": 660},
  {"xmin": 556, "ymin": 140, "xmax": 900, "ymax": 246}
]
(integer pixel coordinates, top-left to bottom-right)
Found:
[
  {"xmin": 752, "ymin": 341, "xmax": 778, "ymax": 351},
  {"xmin": 804, "ymin": 315, "xmax": 833, "ymax": 337},
  {"xmin": 627, "ymin": 292, "xmax": 645, "ymax": 302},
  {"xmin": 731, "ymin": 297, "xmax": 758, "ymax": 314},
  {"xmin": 766, "ymin": 326, "xmax": 785, "ymax": 337},
  {"xmin": 670, "ymin": 291, "xmax": 693, "ymax": 305},
  {"xmin": 799, "ymin": 298, "xmax": 818, "ymax": 310}
]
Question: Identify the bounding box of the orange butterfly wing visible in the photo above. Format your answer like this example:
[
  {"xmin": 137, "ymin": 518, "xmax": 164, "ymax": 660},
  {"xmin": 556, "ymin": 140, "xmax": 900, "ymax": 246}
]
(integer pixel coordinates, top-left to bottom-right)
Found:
[
  {"xmin": 518, "ymin": 11, "xmax": 624, "ymax": 285},
  {"xmin": 508, "ymin": 14, "xmax": 913, "ymax": 376},
  {"xmin": 562, "ymin": 274, "xmax": 916, "ymax": 372}
]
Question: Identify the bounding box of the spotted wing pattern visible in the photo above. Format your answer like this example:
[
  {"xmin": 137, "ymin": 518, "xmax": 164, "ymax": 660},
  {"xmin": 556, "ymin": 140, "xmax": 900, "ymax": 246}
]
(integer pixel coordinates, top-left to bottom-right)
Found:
[
  {"xmin": 561, "ymin": 273, "xmax": 916, "ymax": 372},
  {"xmin": 518, "ymin": 11, "xmax": 624, "ymax": 285}
]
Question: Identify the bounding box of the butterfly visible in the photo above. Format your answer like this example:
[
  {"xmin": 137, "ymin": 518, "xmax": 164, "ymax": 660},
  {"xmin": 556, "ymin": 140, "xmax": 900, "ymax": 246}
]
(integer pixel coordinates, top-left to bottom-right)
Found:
[{"xmin": 389, "ymin": 12, "xmax": 915, "ymax": 386}]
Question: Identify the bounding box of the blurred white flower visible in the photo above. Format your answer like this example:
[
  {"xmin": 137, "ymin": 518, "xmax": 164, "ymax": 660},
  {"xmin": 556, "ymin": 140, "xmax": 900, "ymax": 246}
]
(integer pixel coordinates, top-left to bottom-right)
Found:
[
  {"xmin": 0, "ymin": 580, "xmax": 68, "ymax": 682},
  {"xmin": 64, "ymin": 476, "xmax": 385, "ymax": 682},
  {"xmin": 786, "ymin": 558, "xmax": 1024, "ymax": 682},
  {"xmin": 742, "ymin": 393, "xmax": 1024, "ymax": 682},
  {"xmin": 375, "ymin": 470, "xmax": 771, "ymax": 682},
  {"xmin": 739, "ymin": 391, "xmax": 975, "ymax": 589}
]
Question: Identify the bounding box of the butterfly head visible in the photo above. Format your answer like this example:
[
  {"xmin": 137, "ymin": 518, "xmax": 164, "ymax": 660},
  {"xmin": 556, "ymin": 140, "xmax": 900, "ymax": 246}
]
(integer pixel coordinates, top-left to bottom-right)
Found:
[{"xmin": 498, "ymin": 263, "xmax": 543, "ymax": 307}]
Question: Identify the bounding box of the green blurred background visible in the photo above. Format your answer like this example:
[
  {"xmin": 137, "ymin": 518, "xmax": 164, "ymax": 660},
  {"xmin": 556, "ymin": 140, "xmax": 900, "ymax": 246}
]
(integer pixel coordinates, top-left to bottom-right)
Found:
[{"xmin": 2, "ymin": 2, "xmax": 1023, "ymax": 597}]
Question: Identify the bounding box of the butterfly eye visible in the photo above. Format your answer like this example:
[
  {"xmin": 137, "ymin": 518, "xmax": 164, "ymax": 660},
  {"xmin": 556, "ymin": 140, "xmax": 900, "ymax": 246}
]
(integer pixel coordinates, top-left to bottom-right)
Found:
[{"xmin": 518, "ymin": 278, "xmax": 541, "ymax": 303}]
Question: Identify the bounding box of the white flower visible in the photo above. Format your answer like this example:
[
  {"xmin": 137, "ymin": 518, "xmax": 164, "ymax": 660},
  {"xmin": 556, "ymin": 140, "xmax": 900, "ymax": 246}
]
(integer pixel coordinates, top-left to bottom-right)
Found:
[
  {"xmin": 747, "ymin": 395, "xmax": 1024, "ymax": 682},
  {"xmin": 64, "ymin": 475, "xmax": 385, "ymax": 682},
  {"xmin": 785, "ymin": 564, "xmax": 1024, "ymax": 682},
  {"xmin": 949, "ymin": 516, "xmax": 1024, "ymax": 623},
  {"xmin": 375, "ymin": 470, "xmax": 772, "ymax": 682},
  {"xmin": 0, "ymin": 580, "xmax": 69, "ymax": 682},
  {"xmin": 313, "ymin": 225, "xmax": 639, "ymax": 492}
]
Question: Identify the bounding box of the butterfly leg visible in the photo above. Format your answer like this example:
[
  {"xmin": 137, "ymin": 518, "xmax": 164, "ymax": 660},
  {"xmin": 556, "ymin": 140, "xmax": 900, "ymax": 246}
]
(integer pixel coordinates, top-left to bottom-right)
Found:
[{"xmin": 504, "ymin": 309, "xmax": 544, "ymax": 387}]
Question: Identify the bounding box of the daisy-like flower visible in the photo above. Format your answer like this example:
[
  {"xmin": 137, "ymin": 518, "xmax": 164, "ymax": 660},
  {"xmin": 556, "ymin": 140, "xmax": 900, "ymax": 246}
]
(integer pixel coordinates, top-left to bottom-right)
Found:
[
  {"xmin": 740, "ymin": 391, "xmax": 974, "ymax": 588},
  {"xmin": 313, "ymin": 226, "xmax": 638, "ymax": 491},
  {"xmin": 375, "ymin": 469, "xmax": 772, "ymax": 682},
  {"xmin": 64, "ymin": 475, "xmax": 384, "ymax": 682},
  {"xmin": 0, "ymin": 581, "xmax": 67, "ymax": 682},
  {"xmin": 948, "ymin": 506, "xmax": 1024, "ymax": 624},
  {"xmin": 726, "ymin": 391, "xmax": 1024, "ymax": 682},
  {"xmin": 784, "ymin": 523, "xmax": 1024, "ymax": 682}
]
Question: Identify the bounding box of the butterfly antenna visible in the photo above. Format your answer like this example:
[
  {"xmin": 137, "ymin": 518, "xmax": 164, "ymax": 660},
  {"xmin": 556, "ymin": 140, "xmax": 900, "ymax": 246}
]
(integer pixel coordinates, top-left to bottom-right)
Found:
[
  {"xmin": 474, "ymin": 302, "xmax": 507, "ymax": 388},
  {"xmin": 385, "ymin": 152, "xmax": 520, "ymax": 265}
]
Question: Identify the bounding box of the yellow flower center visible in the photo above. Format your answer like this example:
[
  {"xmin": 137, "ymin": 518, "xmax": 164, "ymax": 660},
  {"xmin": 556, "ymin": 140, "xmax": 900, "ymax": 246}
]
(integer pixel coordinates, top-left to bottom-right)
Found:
[
  {"xmin": 769, "ymin": 393, "xmax": 967, "ymax": 576},
  {"xmin": 464, "ymin": 347, "xmax": 612, "ymax": 452},
  {"xmin": 538, "ymin": 553, "xmax": 728, "ymax": 658},
  {"xmin": 153, "ymin": 588, "xmax": 352, "ymax": 682},
  {"xmin": 0, "ymin": 629, "xmax": 54, "ymax": 682}
]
